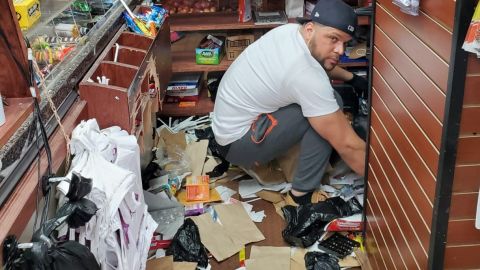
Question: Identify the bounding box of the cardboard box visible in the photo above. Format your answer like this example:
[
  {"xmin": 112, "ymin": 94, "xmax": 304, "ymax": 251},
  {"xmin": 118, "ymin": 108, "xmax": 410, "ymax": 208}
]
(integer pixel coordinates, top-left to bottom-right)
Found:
[
  {"xmin": 195, "ymin": 36, "xmax": 225, "ymax": 65},
  {"xmin": 14, "ymin": 0, "xmax": 41, "ymax": 30},
  {"xmin": 226, "ymin": 34, "xmax": 254, "ymax": 60}
]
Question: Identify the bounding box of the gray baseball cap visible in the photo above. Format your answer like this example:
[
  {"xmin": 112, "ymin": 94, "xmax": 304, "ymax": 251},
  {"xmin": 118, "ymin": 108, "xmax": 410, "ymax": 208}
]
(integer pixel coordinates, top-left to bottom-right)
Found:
[{"xmin": 297, "ymin": 0, "xmax": 357, "ymax": 36}]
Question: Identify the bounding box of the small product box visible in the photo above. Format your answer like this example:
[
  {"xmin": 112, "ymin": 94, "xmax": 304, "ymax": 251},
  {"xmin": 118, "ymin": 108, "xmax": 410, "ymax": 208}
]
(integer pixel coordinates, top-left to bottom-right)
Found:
[
  {"xmin": 14, "ymin": 0, "xmax": 41, "ymax": 30},
  {"xmin": 226, "ymin": 34, "xmax": 254, "ymax": 60},
  {"xmin": 195, "ymin": 35, "xmax": 225, "ymax": 65},
  {"xmin": 186, "ymin": 175, "xmax": 210, "ymax": 201}
]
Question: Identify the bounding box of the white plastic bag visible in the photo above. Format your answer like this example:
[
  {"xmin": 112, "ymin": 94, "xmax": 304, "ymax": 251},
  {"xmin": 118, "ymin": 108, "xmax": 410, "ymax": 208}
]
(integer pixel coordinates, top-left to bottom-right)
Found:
[{"xmin": 392, "ymin": 0, "xmax": 419, "ymax": 16}]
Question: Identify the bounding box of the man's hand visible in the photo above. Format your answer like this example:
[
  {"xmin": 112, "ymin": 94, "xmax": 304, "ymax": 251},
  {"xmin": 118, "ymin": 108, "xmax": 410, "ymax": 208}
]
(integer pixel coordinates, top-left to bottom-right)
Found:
[{"xmin": 346, "ymin": 74, "xmax": 368, "ymax": 97}]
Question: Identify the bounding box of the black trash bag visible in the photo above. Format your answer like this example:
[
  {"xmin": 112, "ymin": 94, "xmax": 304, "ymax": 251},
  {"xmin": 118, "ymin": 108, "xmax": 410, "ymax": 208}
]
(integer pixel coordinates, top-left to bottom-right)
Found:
[
  {"xmin": 3, "ymin": 235, "xmax": 50, "ymax": 270},
  {"xmin": 47, "ymin": 241, "xmax": 100, "ymax": 270},
  {"xmin": 38, "ymin": 198, "xmax": 98, "ymax": 237},
  {"xmin": 353, "ymin": 115, "xmax": 368, "ymax": 141},
  {"xmin": 166, "ymin": 219, "xmax": 208, "ymax": 268},
  {"xmin": 305, "ymin": 252, "xmax": 340, "ymax": 270},
  {"xmin": 282, "ymin": 197, "xmax": 363, "ymax": 247},
  {"xmin": 141, "ymin": 161, "xmax": 162, "ymax": 190},
  {"xmin": 66, "ymin": 172, "xmax": 93, "ymax": 201}
]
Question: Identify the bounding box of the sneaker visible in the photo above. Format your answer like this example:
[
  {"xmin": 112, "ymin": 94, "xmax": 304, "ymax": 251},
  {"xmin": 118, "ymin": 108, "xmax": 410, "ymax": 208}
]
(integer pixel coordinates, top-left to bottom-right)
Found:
[{"xmin": 284, "ymin": 190, "xmax": 329, "ymax": 206}]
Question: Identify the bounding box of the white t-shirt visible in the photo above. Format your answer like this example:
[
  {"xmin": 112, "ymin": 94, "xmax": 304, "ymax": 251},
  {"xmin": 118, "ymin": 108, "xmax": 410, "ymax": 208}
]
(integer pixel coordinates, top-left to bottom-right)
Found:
[{"xmin": 212, "ymin": 23, "xmax": 339, "ymax": 146}]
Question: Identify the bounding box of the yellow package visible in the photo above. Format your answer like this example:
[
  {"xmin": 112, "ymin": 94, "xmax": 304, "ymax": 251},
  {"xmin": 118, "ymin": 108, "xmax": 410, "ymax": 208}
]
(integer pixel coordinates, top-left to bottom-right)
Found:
[{"xmin": 14, "ymin": 0, "xmax": 41, "ymax": 30}]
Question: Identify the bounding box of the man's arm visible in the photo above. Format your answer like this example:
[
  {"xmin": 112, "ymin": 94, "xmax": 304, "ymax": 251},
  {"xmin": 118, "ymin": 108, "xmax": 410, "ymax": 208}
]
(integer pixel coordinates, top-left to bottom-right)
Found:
[
  {"xmin": 308, "ymin": 110, "xmax": 366, "ymax": 176},
  {"xmin": 327, "ymin": 66, "xmax": 354, "ymax": 81},
  {"xmin": 327, "ymin": 66, "xmax": 368, "ymax": 97}
]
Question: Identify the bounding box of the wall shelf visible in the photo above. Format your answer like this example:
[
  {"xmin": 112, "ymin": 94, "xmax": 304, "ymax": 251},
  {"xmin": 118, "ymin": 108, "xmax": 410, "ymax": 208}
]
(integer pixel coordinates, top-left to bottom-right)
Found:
[
  {"xmin": 169, "ymin": 13, "xmax": 370, "ymax": 32},
  {"xmin": 161, "ymin": 87, "xmax": 213, "ymax": 117}
]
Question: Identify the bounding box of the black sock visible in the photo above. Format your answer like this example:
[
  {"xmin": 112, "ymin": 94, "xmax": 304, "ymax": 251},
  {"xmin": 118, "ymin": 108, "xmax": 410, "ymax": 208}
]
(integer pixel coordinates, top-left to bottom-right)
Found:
[{"xmin": 289, "ymin": 191, "xmax": 313, "ymax": 205}]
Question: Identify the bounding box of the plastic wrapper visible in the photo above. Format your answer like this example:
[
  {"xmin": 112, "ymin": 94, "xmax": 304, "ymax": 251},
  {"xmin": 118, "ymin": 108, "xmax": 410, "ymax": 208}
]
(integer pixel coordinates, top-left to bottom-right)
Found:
[
  {"xmin": 304, "ymin": 252, "xmax": 340, "ymax": 270},
  {"xmin": 392, "ymin": 0, "xmax": 419, "ymax": 16},
  {"xmin": 165, "ymin": 218, "xmax": 209, "ymax": 268},
  {"xmin": 462, "ymin": 1, "xmax": 480, "ymax": 57},
  {"xmin": 281, "ymin": 197, "xmax": 362, "ymax": 247}
]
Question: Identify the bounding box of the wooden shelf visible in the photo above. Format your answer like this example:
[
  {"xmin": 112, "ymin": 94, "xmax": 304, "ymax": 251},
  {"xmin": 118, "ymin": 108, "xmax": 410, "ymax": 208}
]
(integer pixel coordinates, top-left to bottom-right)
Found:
[
  {"xmin": 172, "ymin": 50, "xmax": 233, "ymax": 73},
  {"xmin": 169, "ymin": 13, "xmax": 370, "ymax": 32},
  {"xmin": 0, "ymin": 98, "xmax": 33, "ymax": 147},
  {"xmin": 160, "ymin": 87, "xmax": 214, "ymax": 117},
  {"xmin": 339, "ymin": 61, "xmax": 369, "ymax": 67}
]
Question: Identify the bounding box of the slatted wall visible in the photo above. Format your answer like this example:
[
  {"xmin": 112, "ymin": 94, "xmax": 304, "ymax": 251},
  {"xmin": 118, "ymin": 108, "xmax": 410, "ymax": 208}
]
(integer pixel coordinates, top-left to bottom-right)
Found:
[
  {"xmin": 365, "ymin": 0, "xmax": 455, "ymax": 269},
  {"xmin": 444, "ymin": 34, "xmax": 480, "ymax": 270}
]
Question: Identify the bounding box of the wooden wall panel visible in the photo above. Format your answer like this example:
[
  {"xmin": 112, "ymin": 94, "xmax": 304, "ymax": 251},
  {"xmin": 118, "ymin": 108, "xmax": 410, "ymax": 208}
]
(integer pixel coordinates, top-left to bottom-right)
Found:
[
  {"xmin": 375, "ymin": 3, "xmax": 449, "ymax": 91},
  {"xmin": 456, "ymin": 136, "xmax": 480, "ymax": 164},
  {"xmin": 419, "ymin": 0, "xmax": 455, "ymax": 31},
  {"xmin": 446, "ymin": 220, "xmax": 480, "ymax": 245},
  {"xmin": 370, "ymin": 111, "xmax": 434, "ymax": 216},
  {"xmin": 370, "ymin": 95, "xmax": 436, "ymax": 195},
  {"xmin": 464, "ymin": 75, "xmax": 480, "ymax": 105},
  {"xmin": 460, "ymin": 106, "xmax": 480, "ymax": 134},
  {"xmin": 365, "ymin": 191, "xmax": 405, "ymax": 270},
  {"xmin": 373, "ymin": 48, "xmax": 443, "ymax": 148},
  {"xmin": 467, "ymin": 54, "xmax": 480, "ymax": 74},
  {"xmin": 368, "ymin": 145, "xmax": 428, "ymax": 268},
  {"xmin": 368, "ymin": 0, "xmax": 454, "ymax": 268},
  {"xmin": 372, "ymin": 71, "xmax": 440, "ymax": 173},
  {"xmin": 453, "ymin": 164, "xmax": 480, "ymax": 193},
  {"xmin": 377, "ymin": 1, "xmax": 452, "ymax": 62},
  {"xmin": 444, "ymin": 245, "xmax": 480, "ymax": 269},
  {"xmin": 365, "ymin": 220, "xmax": 383, "ymax": 270},
  {"xmin": 366, "ymin": 208, "xmax": 394, "ymax": 270},
  {"xmin": 374, "ymin": 27, "xmax": 446, "ymax": 121},
  {"xmin": 449, "ymin": 193, "xmax": 477, "ymax": 220}
]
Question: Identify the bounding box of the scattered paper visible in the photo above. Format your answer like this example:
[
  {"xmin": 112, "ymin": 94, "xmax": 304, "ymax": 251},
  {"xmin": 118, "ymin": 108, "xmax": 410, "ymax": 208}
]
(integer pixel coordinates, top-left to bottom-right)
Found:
[
  {"xmin": 238, "ymin": 179, "xmax": 290, "ymax": 199},
  {"xmin": 215, "ymin": 185, "xmax": 237, "ymax": 202},
  {"xmin": 227, "ymin": 198, "xmax": 266, "ymax": 223},
  {"xmin": 329, "ymin": 172, "xmax": 362, "ymax": 185}
]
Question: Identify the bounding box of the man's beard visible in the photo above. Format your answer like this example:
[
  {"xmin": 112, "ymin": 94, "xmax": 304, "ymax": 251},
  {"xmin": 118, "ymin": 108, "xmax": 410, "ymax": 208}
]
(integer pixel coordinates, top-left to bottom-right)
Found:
[{"xmin": 308, "ymin": 38, "xmax": 335, "ymax": 71}]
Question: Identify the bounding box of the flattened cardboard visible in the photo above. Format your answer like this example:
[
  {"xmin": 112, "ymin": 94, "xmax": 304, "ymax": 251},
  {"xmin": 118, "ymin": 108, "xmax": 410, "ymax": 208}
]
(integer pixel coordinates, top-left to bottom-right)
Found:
[
  {"xmin": 146, "ymin": 256, "xmax": 173, "ymax": 270},
  {"xmin": 290, "ymin": 248, "xmax": 307, "ymax": 270},
  {"xmin": 246, "ymin": 246, "xmax": 290, "ymax": 270},
  {"xmin": 191, "ymin": 214, "xmax": 242, "ymax": 261},
  {"xmin": 173, "ymin": 262, "xmax": 197, "ymax": 270},
  {"xmin": 158, "ymin": 128, "xmax": 187, "ymax": 157},
  {"xmin": 214, "ymin": 204, "xmax": 265, "ymax": 247},
  {"xmin": 256, "ymin": 190, "xmax": 284, "ymax": 203},
  {"xmin": 191, "ymin": 204, "xmax": 265, "ymax": 262}
]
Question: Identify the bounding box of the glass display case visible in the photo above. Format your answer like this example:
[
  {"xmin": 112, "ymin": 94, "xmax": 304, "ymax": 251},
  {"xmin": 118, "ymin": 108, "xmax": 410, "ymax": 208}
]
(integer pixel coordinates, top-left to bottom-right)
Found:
[{"xmin": 0, "ymin": 0, "xmax": 137, "ymax": 205}]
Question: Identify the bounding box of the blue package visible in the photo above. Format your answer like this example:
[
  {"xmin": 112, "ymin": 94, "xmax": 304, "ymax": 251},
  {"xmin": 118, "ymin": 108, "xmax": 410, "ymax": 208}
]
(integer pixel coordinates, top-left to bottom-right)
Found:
[{"xmin": 122, "ymin": 12, "xmax": 142, "ymax": 34}]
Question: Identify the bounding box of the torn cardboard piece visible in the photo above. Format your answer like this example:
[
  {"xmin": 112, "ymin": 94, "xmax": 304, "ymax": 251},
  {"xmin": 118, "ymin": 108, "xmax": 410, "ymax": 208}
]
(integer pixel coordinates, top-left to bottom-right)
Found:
[
  {"xmin": 290, "ymin": 248, "xmax": 306, "ymax": 270},
  {"xmin": 256, "ymin": 190, "xmax": 284, "ymax": 203},
  {"xmin": 185, "ymin": 139, "xmax": 209, "ymax": 177},
  {"xmin": 191, "ymin": 213, "xmax": 242, "ymax": 261},
  {"xmin": 146, "ymin": 256, "xmax": 198, "ymax": 270},
  {"xmin": 214, "ymin": 204, "xmax": 265, "ymax": 248},
  {"xmin": 246, "ymin": 246, "xmax": 290, "ymax": 270},
  {"xmin": 191, "ymin": 204, "xmax": 265, "ymax": 262},
  {"xmin": 146, "ymin": 256, "xmax": 173, "ymax": 270}
]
